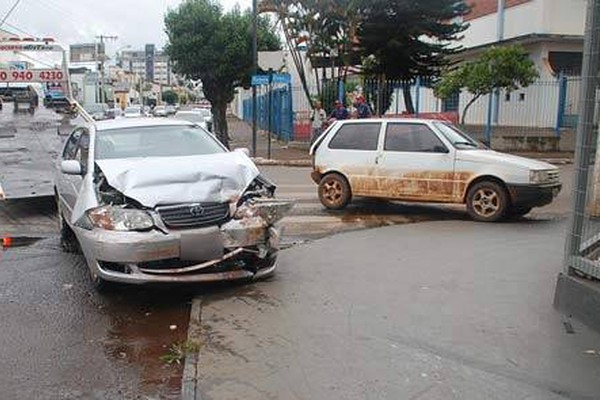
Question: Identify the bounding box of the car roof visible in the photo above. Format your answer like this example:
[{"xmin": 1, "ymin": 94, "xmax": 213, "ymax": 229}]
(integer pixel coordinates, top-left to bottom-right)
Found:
[
  {"xmin": 95, "ymin": 117, "xmax": 194, "ymax": 131},
  {"xmin": 336, "ymin": 118, "xmax": 445, "ymax": 124}
]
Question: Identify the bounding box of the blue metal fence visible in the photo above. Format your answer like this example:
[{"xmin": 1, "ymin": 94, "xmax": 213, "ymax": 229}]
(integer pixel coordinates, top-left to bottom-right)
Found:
[{"xmin": 242, "ymin": 85, "xmax": 294, "ymax": 142}]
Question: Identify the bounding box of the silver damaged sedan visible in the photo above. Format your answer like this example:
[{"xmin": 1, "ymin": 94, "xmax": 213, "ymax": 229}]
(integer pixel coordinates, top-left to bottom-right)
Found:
[{"xmin": 55, "ymin": 118, "xmax": 292, "ymax": 289}]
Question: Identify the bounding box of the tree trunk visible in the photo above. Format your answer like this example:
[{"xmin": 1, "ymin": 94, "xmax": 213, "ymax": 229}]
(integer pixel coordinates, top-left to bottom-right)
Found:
[
  {"xmin": 402, "ymin": 84, "xmax": 415, "ymax": 114},
  {"xmin": 212, "ymin": 102, "xmax": 229, "ymax": 149},
  {"xmin": 460, "ymin": 94, "xmax": 481, "ymax": 125}
]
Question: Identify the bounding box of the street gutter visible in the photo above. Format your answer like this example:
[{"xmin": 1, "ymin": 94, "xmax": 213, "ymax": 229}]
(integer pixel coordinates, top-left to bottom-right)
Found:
[{"xmin": 181, "ymin": 298, "xmax": 203, "ymax": 400}]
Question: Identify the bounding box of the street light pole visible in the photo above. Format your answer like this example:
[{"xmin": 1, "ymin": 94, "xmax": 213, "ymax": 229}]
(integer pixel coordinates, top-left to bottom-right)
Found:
[{"xmin": 252, "ymin": 0, "xmax": 258, "ymax": 157}]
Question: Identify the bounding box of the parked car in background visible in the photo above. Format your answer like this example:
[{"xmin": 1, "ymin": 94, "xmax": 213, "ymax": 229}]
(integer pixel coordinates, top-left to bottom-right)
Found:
[
  {"xmin": 153, "ymin": 105, "xmax": 167, "ymax": 117},
  {"xmin": 54, "ymin": 118, "xmax": 292, "ymax": 289},
  {"xmin": 174, "ymin": 109, "xmax": 213, "ymax": 132},
  {"xmin": 124, "ymin": 105, "xmax": 143, "ymax": 118},
  {"xmin": 165, "ymin": 105, "xmax": 177, "ymax": 116},
  {"xmin": 310, "ymin": 119, "xmax": 561, "ymax": 222},
  {"xmin": 84, "ymin": 103, "xmax": 109, "ymax": 120},
  {"xmin": 106, "ymin": 108, "xmax": 123, "ymax": 119}
]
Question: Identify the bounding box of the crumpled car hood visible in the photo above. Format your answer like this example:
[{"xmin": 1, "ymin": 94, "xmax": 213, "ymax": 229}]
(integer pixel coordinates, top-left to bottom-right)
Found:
[{"xmin": 95, "ymin": 152, "xmax": 260, "ymax": 208}]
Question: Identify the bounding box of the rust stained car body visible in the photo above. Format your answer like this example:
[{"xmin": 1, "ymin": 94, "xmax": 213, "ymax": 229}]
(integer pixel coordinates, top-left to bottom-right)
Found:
[{"xmin": 310, "ymin": 119, "xmax": 561, "ymax": 221}]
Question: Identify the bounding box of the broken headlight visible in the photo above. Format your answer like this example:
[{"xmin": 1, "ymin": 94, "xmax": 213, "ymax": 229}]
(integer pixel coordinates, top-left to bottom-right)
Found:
[
  {"xmin": 234, "ymin": 199, "xmax": 294, "ymax": 225},
  {"xmin": 87, "ymin": 206, "xmax": 154, "ymax": 231}
]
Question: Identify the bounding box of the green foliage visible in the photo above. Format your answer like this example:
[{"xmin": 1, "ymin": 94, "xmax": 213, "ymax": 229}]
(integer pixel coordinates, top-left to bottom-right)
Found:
[
  {"xmin": 435, "ymin": 45, "xmax": 539, "ymax": 123},
  {"xmin": 358, "ymin": 0, "xmax": 470, "ymax": 113},
  {"xmin": 161, "ymin": 90, "xmax": 179, "ymax": 105},
  {"xmin": 160, "ymin": 341, "xmax": 201, "ymax": 365},
  {"xmin": 165, "ymin": 0, "xmax": 280, "ymax": 146}
]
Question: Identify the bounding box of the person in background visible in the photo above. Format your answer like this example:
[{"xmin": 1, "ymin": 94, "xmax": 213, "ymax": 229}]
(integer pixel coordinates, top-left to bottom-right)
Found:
[
  {"xmin": 310, "ymin": 101, "xmax": 327, "ymax": 144},
  {"xmin": 356, "ymin": 95, "xmax": 372, "ymax": 119},
  {"xmin": 329, "ymin": 100, "xmax": 349, "ymax": 121}
]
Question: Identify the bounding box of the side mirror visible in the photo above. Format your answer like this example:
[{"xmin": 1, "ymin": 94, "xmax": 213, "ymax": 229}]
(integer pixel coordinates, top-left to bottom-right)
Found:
[
  {"xmin": 233, "ymin": 147, "xmax": 250, "ymax": 157},
  {"xmin": 60, "ymin": 160, "xmax": 83, "ymax": 175}
]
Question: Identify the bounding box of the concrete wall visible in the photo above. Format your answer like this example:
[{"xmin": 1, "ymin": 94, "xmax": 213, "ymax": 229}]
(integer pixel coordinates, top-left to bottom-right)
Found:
[
  {"xmin": 542, "ymin": 0, "xmax": 586, "ymax": 35},
  {"xmin": 459, "ymin": 1, "xmax": 543, "ymax": 48}
]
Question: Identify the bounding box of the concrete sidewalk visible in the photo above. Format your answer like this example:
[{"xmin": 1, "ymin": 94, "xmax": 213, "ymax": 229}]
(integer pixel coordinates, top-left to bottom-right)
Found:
[
  {"xmin": 227, "ymin": 116, "xmax": 574, "ymax": 166},
  {"xmin": 183, "ymin": 219, "xmax": 600, "ymax": 400}
]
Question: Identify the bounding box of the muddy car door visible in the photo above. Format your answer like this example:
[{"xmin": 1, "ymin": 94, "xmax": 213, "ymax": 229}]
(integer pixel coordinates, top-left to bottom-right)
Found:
[
  {"xmin": 375, "ymin": 121, "xmax": 457, "ymax": 202},
  {"xmin": 322, "ymin": 121, "xmax": 383, "ymax": 196}
]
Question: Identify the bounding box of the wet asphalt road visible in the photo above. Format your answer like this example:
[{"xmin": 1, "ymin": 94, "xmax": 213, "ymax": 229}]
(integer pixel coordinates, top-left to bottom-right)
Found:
[
  {"xmin": 0, "ymin": 164, "xmax": 575, "ymax": 398},
  {"xmin": 0, "ymin": 236, "xmax": 192, "ymax": 399}
]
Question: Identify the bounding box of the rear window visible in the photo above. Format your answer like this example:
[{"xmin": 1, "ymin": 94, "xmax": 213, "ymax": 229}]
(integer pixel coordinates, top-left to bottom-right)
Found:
[{"xmin": 328, "ymin": 123, "xmax": 381, "ymax": 151}]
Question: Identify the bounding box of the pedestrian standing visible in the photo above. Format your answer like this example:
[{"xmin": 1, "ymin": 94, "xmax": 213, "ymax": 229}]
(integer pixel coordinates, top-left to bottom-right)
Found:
[
  {"xmin": 310, "ymin": 101, "xmax": 327, "ymax": 143},
  {"xmin": 356, "ymin": 95, "xmax": 372, "ymax": 119},
  {"xmin": 329, "ymin": 100, "xmax": 349, "ymax": 121}
]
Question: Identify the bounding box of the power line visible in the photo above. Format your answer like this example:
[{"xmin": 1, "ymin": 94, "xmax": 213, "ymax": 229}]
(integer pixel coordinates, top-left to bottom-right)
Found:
[
  {"xmin": 0, "ymin": 0, "xmax": 22, "ymax": 29},
  {"xmin": 3, "ymin": 21, "xmax": 34, "ymax": 37}
]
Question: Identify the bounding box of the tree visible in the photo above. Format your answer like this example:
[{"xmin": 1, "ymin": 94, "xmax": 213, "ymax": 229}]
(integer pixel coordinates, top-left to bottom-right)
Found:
[
  {"xmin": 260, "ymin": 0, "xmax": 361, "ymax": 108},
  {"xmin": 358, "ymin": 0, "xmax": 470, "ymax": 114},
  {"xmin": 165, "ymin": 0, "xmax": 280, "ymax": 147},
  {"xmin": 435, "ymin": 45, "xmax": 539, "ymax": 125},
  {"xmin": 162, "ymin": 89, "xmax": 178, "ymax": 105}
]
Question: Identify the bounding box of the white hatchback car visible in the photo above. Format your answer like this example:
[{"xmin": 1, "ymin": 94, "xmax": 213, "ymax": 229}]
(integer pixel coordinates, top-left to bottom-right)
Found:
[{"xmin": 310, "ymin": 119, "xmax": 561, "ymax": 222}]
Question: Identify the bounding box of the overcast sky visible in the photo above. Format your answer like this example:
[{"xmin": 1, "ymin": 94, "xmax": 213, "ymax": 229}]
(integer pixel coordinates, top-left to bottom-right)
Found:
[{"xmin": 3, "ymin": 0, "xmax": 251, "ymax": 54}]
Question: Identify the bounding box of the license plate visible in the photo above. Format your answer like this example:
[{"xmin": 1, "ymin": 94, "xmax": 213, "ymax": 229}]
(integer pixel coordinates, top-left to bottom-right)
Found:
[{"xmin": 180, "ymin": 227, "xmax": 224, "ymax": 261}]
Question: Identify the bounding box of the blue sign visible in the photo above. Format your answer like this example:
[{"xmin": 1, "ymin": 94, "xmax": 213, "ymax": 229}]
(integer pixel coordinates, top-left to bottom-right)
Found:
[
  {"xmin": 251, "ymin": 74, "xmax": 269, "ymax": 86},
  {"xmin": 272, "ymin": 73, "xmax": 291, "ymax": 85}
]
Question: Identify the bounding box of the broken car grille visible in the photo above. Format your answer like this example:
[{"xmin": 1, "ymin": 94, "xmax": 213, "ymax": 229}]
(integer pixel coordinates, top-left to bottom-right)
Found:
[{"xmin": 156, "ymin": 202, "xmax": 230, "ymax": 228}]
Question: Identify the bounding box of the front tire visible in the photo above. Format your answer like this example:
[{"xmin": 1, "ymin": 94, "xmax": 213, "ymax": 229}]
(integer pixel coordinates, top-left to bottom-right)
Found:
[
  {"xmin": 466, "ymin": 181, "xmax": 509, "ymax": 222},
  {"xmin": 318, "ymin": 173, "xmax": 352, "ymax": 210},
  {"xmin": 508, "ymin": 206, "xmax": 532, "ymax": 218},
  {"xmin": 56, "ymin": 196, "xmax": 80, "ymax": 253}
]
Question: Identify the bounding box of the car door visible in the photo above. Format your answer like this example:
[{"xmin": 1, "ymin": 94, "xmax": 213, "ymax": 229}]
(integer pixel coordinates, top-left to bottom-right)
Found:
[
  {"xmin": 375, "ymin": 121, "xmax": 456, "ymax": 202},
  {"xmin": 323, "ymin": 121, "xmax": 384, "ymax": 197},
  {"xmin": 57, "ymin": 128, "xmax": 90, "ymax": 220}
]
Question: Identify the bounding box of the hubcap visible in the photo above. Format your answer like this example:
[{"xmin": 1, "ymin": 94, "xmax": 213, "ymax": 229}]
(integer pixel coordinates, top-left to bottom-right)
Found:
[
  {"xmin": 472, "ymin": 188, "xmax": 500, "ymax": 217},
  {"xmin": 323, "ymin": 179, "xmax": 343, "ymax": 205}
]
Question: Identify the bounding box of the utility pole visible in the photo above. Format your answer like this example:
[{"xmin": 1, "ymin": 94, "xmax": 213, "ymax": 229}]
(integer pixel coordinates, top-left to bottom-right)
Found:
[
  {"xmin": 95, "ymin": 34, "xmax": 118, "ymax": 104},
  {"xmin": 252, "ymin": 0, "xmax": 258, "ymax": 157}
]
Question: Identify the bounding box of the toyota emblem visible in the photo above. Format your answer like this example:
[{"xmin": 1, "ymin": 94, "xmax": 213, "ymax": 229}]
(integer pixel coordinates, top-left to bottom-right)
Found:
[{"xmin": 189, "ymin": 205, "xmax": 205, "ymax": 217}]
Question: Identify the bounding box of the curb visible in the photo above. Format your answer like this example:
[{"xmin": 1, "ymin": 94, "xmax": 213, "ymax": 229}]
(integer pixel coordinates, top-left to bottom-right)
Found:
[
  {"xmin": 181, "ymin": 298, "xmax": 203, "ymax": 400},
  {"xmin": 252, "ymin": 158, "xmax": 312, "ymax": 167}
]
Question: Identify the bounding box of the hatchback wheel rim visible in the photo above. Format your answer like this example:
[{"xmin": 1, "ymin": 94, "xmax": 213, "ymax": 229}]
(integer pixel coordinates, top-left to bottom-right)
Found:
[
  {"xmin": 323, "ymin": 180, "xmax": 343, "ymax": 205},
  {"xmin": 472, "ymin": 188, "xmax": 499, "ymax": 217}
]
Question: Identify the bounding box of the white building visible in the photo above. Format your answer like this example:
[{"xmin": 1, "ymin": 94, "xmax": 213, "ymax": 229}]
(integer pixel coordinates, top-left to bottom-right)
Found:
[
  {"xmin": 119, "ymin": 47, "xmax": 174, "ymax": 85},
  {"xmin": 391, "ymin": 0, "xmax": 587, "ymax": 129}
]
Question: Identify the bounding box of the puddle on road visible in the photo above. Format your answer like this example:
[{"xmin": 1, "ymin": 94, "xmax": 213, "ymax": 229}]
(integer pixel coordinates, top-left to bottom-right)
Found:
[{"xmin": 98, "ymin": 287, "xmax": 195, "ymax": 399}]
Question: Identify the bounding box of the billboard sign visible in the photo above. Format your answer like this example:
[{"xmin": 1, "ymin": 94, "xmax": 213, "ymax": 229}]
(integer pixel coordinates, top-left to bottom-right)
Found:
[{"xmin": 0, "ymin": 69, "xmax": 66, "ymax": 83}]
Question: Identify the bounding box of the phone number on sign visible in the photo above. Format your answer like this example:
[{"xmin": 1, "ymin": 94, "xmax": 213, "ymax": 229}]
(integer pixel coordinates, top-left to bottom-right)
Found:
[{"xmin": 0, "ymin": 70, "xmax": 65, "ymax": 82}]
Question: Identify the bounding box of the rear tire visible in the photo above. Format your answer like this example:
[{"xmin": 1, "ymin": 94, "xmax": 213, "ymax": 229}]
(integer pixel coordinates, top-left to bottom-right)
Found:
[
  {"xmin": 318, "ymin": 173, "xmax": 352, "ymax": 210},
  {"xmin": 466, "ymin": 181, "xmax": 509, "ymax": 222}
]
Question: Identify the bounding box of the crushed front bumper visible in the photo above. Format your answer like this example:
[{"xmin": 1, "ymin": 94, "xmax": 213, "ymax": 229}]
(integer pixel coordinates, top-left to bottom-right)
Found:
[{"xmin": 74, "ymin": 216, "xmax": 282, "ymax": 284}]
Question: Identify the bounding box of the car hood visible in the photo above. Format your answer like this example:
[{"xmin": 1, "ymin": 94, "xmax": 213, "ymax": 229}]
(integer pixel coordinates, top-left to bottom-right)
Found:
[
  {"xmin": 95, "ymin": 152, "xmax": 260, "ymax": 208},
  {"xmin": 456, "ymin": 150, "xmax": 557, "ymax": 170}
]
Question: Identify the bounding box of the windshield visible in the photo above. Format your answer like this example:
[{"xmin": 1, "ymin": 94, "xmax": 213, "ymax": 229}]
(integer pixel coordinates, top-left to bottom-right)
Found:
[
  {"xmin": 433, "ymin": 122, "xmax": 485, "ymax": 150},
  {"xmin": 95, "ymin": 125, "xmax": 225, "ymax": 160}
]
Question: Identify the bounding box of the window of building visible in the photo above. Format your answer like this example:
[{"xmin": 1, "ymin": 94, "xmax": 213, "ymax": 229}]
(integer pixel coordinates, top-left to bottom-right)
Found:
[{"xmin": 328, "ymin": 123, "xmax": 381, "ymax": 151}]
